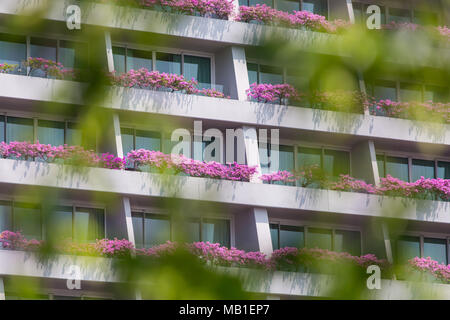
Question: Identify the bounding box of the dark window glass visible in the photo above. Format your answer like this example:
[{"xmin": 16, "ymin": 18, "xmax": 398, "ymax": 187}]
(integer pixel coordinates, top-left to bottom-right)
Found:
[
  {"xmin": 372, "ymin": 80, "xmax": 397, "ymax": 101},
  {"xmin": 144, "ymin": 214, "xmax": 171, "ymax": 247},
  {"xmin": 400, "ymin": 82, "xmax": 422, "ymax": 102},
  {"xmin": 48, "ymin": 206, "xmax": 73, "ymax": 240},
  {"xmin": 385, "ymin": 156, "xmax": 409, "ymax": 181},
  {"xmin": 74, "ymin": 208, "xmax": 104, "ymax": 243},
  {"xmin": 185, "ymin": 218, "xmax": 201, "ymax": 243},
  {"xmin": 396, "ymin": 235, "xmax": 420, "ymax": 264},
  {"xmin": 6, "ymin": 117, "xmax": 33, "ymax": 143},
  {"xmin": 388, "ymin": 8, "xmax": 411, "ymax": 23},
  {"xmin": 0, "ymin": 201, "xmax": 12, "ymax": 233},
  {"xmin": 247, "ymin": 63, "xmax": 258, "ymax": 85},
  {"xmin": 30, "ymin": 38, "xmax": 57, "ymax": 78},
  {"xmin": 259, "ymin": 65, "xmax": 283, "ymax": 84},
  {"xmin": 112, "ymin": 46, "xmax": 126, "ymax": 74},
  {"xmin": 37, "ymin": 120, "xmax": 64, "ymax": 146},
  {"xmin": 59, "ymin": 40, "xmax": 87, "ymax": 70},
  {"xmin": 297, "ymin": 147, "xmax": 322, "ymax": 168},
  {"xmin": 280, "ymin": 225, "xmax": 304, "ymax": 248},
  {"xmin": 437, "ymin": 161, "xmax": 450, "ymax": 179},
  {"xmin": 424, "ymin": 238, "xmax": 448, "ymax": 265},
  {"xmin": 66, "ymin": 122, "xmax": 95, "ymax": 150},
  {"xmin": 270, "ymin": 224, "xmax": 279, "ymax": 250},
  {"xmin": 307, "ymin": 228, "xmax": 332, "ymax": 250},
  {"xmin": 183, "ymin": 55, "xmax": 211, "ymax": 86},
  {"xmin": 0, "ymin": 116, "xmax": 4, "ymax": 142},
  {"xmin": 0, "ymin": 33, "xmax": 26, "ymax": 74},
  {"xmin": 121, "ymin": 127, "xmax": 134, "ymax": 156},
  {"xmin": 131, "ymin": 212, "xmax": 144, "ymax": 248},
  {"xmin": 424, "ymin": 86, "xmax": 448, "ymax": 103},
  {"xmin": 126, "ymin": 48, "xmax": 152, "ymax": 72},
  {"xmin": 135, "ymin": 130, "xmax": 161, "ymax": 151},
  {"xmin": 249, "ymin": 0, "xmax": 272, "ymax": 7},
  {"xmin": 323, "ymin": 149, "xmax": 350, "ymax": 178},
  {"xmin": 13, "ymin": 203, "xmax": 41, "ymax": 240},
  {"xmin": 376, "ymin": 154, "xmax": 385, "ymax": 178},
  {"xmin": 411, "ymin": 159, "xmax": 435, "ymax": 181},
  {"xmin": 302, "ymin": 0, "xmax": 328, "ymax": 18},
  {"xmin": 156, "ymin": 52, "xmax": 181, "ymax": 75},
  {"xmin": 334, "ymin": 230, "xmax": 361, "ymax": 256},
  {"xmin": 202, "ymin": 218, "xmax": 230, "ymax": 247},
  {"xmin": 276, "ymin": 0, "xmax": 300, "ymax": 12}
]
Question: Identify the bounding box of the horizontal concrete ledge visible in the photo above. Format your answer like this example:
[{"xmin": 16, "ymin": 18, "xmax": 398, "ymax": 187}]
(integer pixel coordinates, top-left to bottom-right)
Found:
[
  {"xmin": 219, "ymin": 267, "xmax": 450, "ymax": 299},
  {"xmin": 0, "ymin": 0, "xmax": 341, "ymax": 54},
  {"xmin": 1, "ymin": 250, "xmax": 448, "ymax": 299},
  {"xmin": 0, "ymin": 158, "xmax": 448, "ymax": 223},
  {"xmin": 0, "ymin": 73, "xmax": 448, "ymax": 146},
  {"xmin": 0, "ymin": 249, "xmax": 119, "ymax": 282}
]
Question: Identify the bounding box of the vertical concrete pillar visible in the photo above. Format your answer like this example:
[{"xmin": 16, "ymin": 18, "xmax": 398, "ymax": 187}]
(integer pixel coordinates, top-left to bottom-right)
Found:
[
  {"xmin": 242, "ymin": 126, "xmax": 262, "ymax": 183},
  {"xmin": 215, "ymin": 46, "xmax": 249, "ymax": 101},
  {"xmin": 234, "ymin": 208, "xmax": 273, "ymax": 255},
  {"xmin": 0, "ymin": 277, "xmax": 5, "ymax": 300},
  {"xmin": 104, "ymin": 31, "xmax": 114, "ymax": 73},
  {"xmin": 328, "ymin": 0, "xmax": 351, "ymax": 21},
  {"xmin": 351, "ymin": 140, "xmax": 380, "ymax": 185}
]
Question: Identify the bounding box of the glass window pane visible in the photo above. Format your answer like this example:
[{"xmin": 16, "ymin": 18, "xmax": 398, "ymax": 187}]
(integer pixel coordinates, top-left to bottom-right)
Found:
[
  {"xmin": 385, "ymin": 156, "xmax": 409, "ymax": 181},
  {"xmin": 30, "ymin": 38, "xmax": 57, "ymax": 78},
  {"xmin": 37, "ymin": 120, "xmax": 65, "ymax": 146},
  {"xmin": 0, "ymin": 33, "xmax": 26, "ymax": 74},
  {"xmin": 49, "ymin": 206, "xmax": 72, "ymax": 240},
  {"xmin": 280, "ymin": 225, "xmax": 304, "ymax": 248},
  {"xmin": 156, "ymin": 52, "xmax": 181, "ymax": 75},
  {"xmin": 74, "ymin": 208, "xmax": 104, "ymax": 243},
  {"xmin": 388, "ymin": 8, "xmax": 412, "ymax": 23},
  {"xmin": 278, "ymin": 145, "xmax": 294, "ymax": 172},
  {"xmin": 59, "ymin": 40, "xmax": 86, "ymax": 70},
  {"xmin": 334, "ymin": 230, "xmax": 361, "ymax": 256},
  {"xmin": 424, "ymin": 238, "xmax": 448, "ymax": 265},
  {"xmin": 297, "ymin": 147, "xmax": 321, "ymax": 168},
  {"xmin": 13, "ymin": 203, "xmax": 41, "ymax": 240},
  {"xmin": 373, "ymin": 80, "xmax": 397, "ymax": 101},
  {"xmin": 437, "ymin": 161, "xmax": 450, "ymax": 179},
  {"xmin": 323, "ymin": 149, "xmax": 350, "ymax": 178},
  {"xmin": 6, "ymin": 117, "xmax": 33, "ymax": 143},
  {"xmin": 307, "ymin": 228, "xmax": 332, "ymax": 250},
  {"xmin": 183, "ymin": 55, "xmax": 211, "ymax": 87},
  {"xmin": 131, "ymin": 213, "xmax": 143, "ymax": 249},
  {"xmin": 411, "ymin": 159, "xmax": 435, "ymax": 181},
  {"xmin": 249, "ymin": 0, "xmax": 272, "ymax": 7},
  {"xmin": 202, "ymin": 218, "xmax": 230, "ymax": 247},
  {"xmin": 352, "ymin": 3, "xmax": 363, "ymax": 24},
  {"xmin": 135, "ymin": 130, "xmax": 161, "ymax": 151},
  {"xmin": 424, "ymin": 85, "xmax": 448, "ymax": 103},
  {"xmin": 270, "ymin": 224, "xmax": 279, "ymax": 250},
  {"xmin": 0, "ymin": 116, "xmax": 4, "ymax": 142},
  {"xmin": 126, "ymin": 48, "xmax": 152, "ymax": 72},
  {"xmin": 376, "ymin": 154, "xmax": 385, "ymax": 178},
  {"xmin": 396, "ymin": 235, "xmax": 420, "ymax": 264},
  {"xmin": 66, "ymin": 122, "xmax": 82, "ymax": 146},
  {"xmin": 303, "ymin": 0, "xmax": 328, "ymax": 17},
  {"xmin": 247, "ymin": 63, "xmax": 258, "ymax": 85},
  {"xmin": 144, "ymin": 214, "xmax": 171, "ymax": 247},
  {"xmin": 185, "ymin": 219, "xmax": 200, "ymax": 243},
  {"xmin": 259, "ymin": 65, "xmax": 283, "ymax": 84},
  {"xmin": 121, "ymin": 127, "xmax": 134, "ymax": 156},
  {"xmin": 276, "ymin": 0, "xmax": 300, "ymax": 12},
  {"xmin": 400, "ymin": 83, "xmax": 422, "ymax": 102},
  {"xmin": 0, "ymin": 201, "xmax": 12, "ymax": 232},
  {"xmin": 112, "ymin": 46, "xmax": 126, "ymax": 74}
]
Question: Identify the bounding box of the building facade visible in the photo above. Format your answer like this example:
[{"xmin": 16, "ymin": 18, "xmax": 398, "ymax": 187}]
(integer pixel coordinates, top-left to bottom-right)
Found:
[{"xmin": 0, "ymin": 0, "xmax": 448, "ymax": 299}]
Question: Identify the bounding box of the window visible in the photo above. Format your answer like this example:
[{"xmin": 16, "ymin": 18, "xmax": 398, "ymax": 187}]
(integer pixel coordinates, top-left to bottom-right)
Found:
[
  {"xmin": 424, "ymin": 85, "xmax": 448, "ymax": 103},
  {"xmin": 275, "ymin": 0, "xmax": 300, "ymax": 12},
  {"xmin": 120, "ymin": 128, "xmax": 161, "ymax": 156},
  {"xmin": 13, "ymin": 203, "xmax": 42, "ymax": 240},
  {"xmin": 297, "ymin": 146, "xmax": 350, "ymax": 178},
  {"xmin": 6, "ymin": 117, "xmax": 34, "ymax": 143},
  {"xmin": 59, "ymin": 40, "xmax": 87, "ymax": 70},
  {"xmin": 240, "ymin": 0, "xmax": 328, "ymax": 16},
  {"xmin": 259, "ymin": 144, "xmax": 294, "ymax": 177},
  {"xmin": 156, "ymin": 52, "xmax": 181, "ymax": 75},
  {"xmin": 388, "ymin": 8, "xmax": 411, "ymax": 23},
  {"xmin": 302, "ymin": 0, "xmax": 327, "ymax": 17},
  {"xmin": 0, "ymin": 33, "xmax": 26, "ymax": 74},
  {"xmin": 73, "ymin": 207, "xmax": 105, "ymax": 243},
  {"xmin": 437, "ymin": 161, "xmax": 450, "ymax": 179},
  {"xmin": 413, "ymin": 10, "xmax": 438, "ymax": 26},
  {"xmin": 270, "ymin": 223, "xmax": 361, "ymax": 255},
  {"xmin": 396, "ymin": 235, "xmax": 449, "ymax": 265},
  {"xmin": 0, "ymin": 201, "xmax": 12, "ymax": 233},
  {"xmin": 132, "ymin": 213, "xmax": 231, "ymax": 248},
  {"xmin": 370, "ymin": 80, "xmax": 397, "ymax": 101},
  {"xmin": 37, "ymin": 120, "xmax": 65, "ymax": 146},
  {"xmin": 400, "ymin": 82, "xmax": 422, "ymax": 102},
  {"xmin": 183, "ymin": 55, "xmax": 211, "ymax": 87},
  {"xmin": 353, "ymin": 3, "xmax": 386, "ymax": 25},
  {"xmin": 385, "ymin": 156, "xmax": 409, "ymax": 181},
  {"xmin": 411, "ymin": 159, "xmax": 435, "ymax": 181},
  {"xmin": 247, "ymin": 63, "xmax": 283, "ymax": 85}
]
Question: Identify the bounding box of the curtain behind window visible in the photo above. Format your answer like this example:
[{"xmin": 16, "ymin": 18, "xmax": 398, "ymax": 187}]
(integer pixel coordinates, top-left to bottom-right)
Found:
[
  {"xmin": 6, "ymin": 117, "xmax": 33, "ymax": 143},
  {"xmin": 37, "ymin": 120, "xmax": 65, "ymax": 146},
  {"xmin": 183, "ymin": 55, "xmax": 211, "ymax": 87}
]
